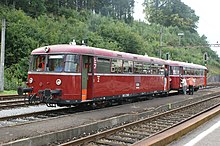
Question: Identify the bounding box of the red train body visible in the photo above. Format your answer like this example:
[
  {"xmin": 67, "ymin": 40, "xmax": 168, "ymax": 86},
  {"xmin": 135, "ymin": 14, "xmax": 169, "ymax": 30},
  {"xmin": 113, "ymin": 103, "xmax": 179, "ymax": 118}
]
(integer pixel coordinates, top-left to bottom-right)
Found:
[
  {"xmin": 167, "ymin": 60, "xmax": 207, "ymax": 92},
  {"xmin": 18, "ymin": 44, "xmax": 207, "ymax": 106}
]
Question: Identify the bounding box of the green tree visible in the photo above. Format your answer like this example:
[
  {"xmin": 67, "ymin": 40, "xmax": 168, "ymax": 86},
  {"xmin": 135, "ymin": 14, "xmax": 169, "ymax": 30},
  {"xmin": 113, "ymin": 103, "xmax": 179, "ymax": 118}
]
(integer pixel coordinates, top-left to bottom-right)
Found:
[{"xmin": 144, "ymin": 0, "xmax": 199, "ymax": 32}]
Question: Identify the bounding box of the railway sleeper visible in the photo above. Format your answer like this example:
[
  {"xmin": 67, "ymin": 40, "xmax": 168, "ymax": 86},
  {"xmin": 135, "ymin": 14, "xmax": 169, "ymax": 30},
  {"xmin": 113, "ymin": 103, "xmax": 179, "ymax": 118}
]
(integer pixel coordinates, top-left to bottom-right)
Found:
[
  {"xmin": 23, "ymin": 116, "xmax": 37, "ymax": 121},
  {"xmin": 11, "ymin": 118, "xmax": 29, "ymax": 123},
  {"xmin": 95, "ymin": 138, "xmax": 126, "ymax": 146},
  {"xmin": 84, "ymin": 142, "xmax": 99, "ymax": 146},
  {"xmin": 161, "ymin": 115, "xmax": 182, "ymax": 121},
  {"xmin": 132, "ymin": 127, "xmax": 159, "ymax": 133},
  {"xmin": 45, "ymin": 113, "xmax": 59, "ymax": 117},
  {"xmin": 117, "ymin": 132, "xmax": 144, "ymax": 139},
  {"xmin": 145, "ymin": 123, "xmax": 168, "ymax": 129},
  {"xmin": 106, "ymin": 135, "xmax": 137, "ymax": 144},
  {"xmin": 173, "ymin": 113, "xmax": 192, "ymax": 118},
  {"xmin": 125, "ymin": 130, "xmax": 150, "ymax": 137},
  {"xmin": 36, "ymin": 115, "xmax": 49, "ymax": 118},
  {"xmin": 158, "ymin": 117, "xmax": 182, "ymax": 122},
  {"xmin": 150, "ymin": 120, "xmax": 175, "ymax": 126},
  {"xmin": 153, "ymin": 118, "xmax": 176, "ymax": 125},
  {"xmin": 139, "ymin": 123, "xmax": 165, "ymax": 130},
  {"xmin": 141, "ymin": 127, "xmax": 164, "ymax": 133}
]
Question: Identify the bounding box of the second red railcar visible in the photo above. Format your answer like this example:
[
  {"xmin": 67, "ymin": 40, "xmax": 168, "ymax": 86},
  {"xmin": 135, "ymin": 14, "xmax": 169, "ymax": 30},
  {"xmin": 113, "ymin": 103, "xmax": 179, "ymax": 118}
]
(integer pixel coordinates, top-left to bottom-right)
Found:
[{"xmin": 167, "ymin": 60, "xmax": 207, "ymax": 92}]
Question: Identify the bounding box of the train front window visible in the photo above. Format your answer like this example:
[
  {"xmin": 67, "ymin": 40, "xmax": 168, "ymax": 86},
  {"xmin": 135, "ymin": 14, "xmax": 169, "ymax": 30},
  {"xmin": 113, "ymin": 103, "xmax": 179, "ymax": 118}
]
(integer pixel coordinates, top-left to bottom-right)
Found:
[
  {"xmin": 29, "ymin": 55, "xmax": 46, "ymax": 72},
  {"xmin": 47, "ymin": 55, "xmax": 65, "ymax": 72}
]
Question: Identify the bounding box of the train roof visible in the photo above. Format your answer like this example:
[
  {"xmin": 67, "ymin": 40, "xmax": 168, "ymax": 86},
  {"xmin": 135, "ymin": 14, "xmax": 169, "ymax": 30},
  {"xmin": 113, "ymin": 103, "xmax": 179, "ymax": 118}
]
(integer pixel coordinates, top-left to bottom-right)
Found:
[
  {"xmin": 166, "ymin": 60, "xmax": 207, "ymax": 70},
  {"xmin": 31, "ymin": 44, "xmax": 166, "ymax": 65}
]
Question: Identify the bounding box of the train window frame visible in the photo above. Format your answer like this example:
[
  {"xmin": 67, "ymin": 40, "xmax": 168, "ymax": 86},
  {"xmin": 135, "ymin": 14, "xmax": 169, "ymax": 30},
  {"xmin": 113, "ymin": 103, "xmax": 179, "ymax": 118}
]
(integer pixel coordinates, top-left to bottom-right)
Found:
[
  {"xmin": 195, "ymin": 69, "xmax": 199, "ymax": 75},
  {"xmin": 47, "ymin": 54, "xmax": 65, "ymax": 72},
  {"xmin": 202, "ymin": 70, "xmax": 205, "ymax": 75},
  {"xmin": 159, "ymin": 65, "xmax": 165, "ymax": 75},
  {"xmin": 88, "ymin": 57, "xmax": 93, "ymax": 73},
  {"xmin": 134, "ymin": 61, "xmax": 143, "ymax": 74},
  {"xmin": 96, "ymin": 57, "xmax": 111, "ymax": 73},
  {"xmin": 151, "ymin": 64, "xmax": 160, "ymax": 75},
  {"xmin": 29, "ymin": 55, "xmax": 46, "ymax": 72},
  {"xmin": 143, "ymin": 62, "xmax": 151, "ymax": 74},
  {"xmin": 170, "ymin": 66, "xmax": 180, "ymax": 75},
  {"xmin": 64, "ymin": 54, "xmax": 80, "ymax": 73},
  {"xmin": 111, "ymin": 59, "xmax": 123, "ymax": 73},
  {"xmin": 123, "ymin": 60, "xmax": 133, "ymax": 74}
]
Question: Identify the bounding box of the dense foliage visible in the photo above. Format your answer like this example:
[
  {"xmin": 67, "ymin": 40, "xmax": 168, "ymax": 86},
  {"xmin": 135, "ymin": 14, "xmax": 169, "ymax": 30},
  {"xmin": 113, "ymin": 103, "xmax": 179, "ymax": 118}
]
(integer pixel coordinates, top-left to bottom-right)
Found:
[
  {"xmin": 144, "ymin": 0, "xmax": 199, "ymax": 32},
  {"xmin": 0, "ymin": 0, "xmax": 134, "ymax": 23},
  {"xmin": 0, "ymin": 0, "xmax": 219, "ymax": 90}
]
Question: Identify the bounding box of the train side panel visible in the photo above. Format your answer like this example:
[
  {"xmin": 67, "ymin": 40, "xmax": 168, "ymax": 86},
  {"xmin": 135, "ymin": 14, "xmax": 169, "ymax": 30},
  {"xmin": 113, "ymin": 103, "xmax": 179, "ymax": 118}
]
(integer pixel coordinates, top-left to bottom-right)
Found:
[
  {"xmin": 170, "ymin": 75, "xmax": 181, "ymax": 90},
  {"xmin": 92, "ymin": 74, "xmax": 166, "ymax": 99}
]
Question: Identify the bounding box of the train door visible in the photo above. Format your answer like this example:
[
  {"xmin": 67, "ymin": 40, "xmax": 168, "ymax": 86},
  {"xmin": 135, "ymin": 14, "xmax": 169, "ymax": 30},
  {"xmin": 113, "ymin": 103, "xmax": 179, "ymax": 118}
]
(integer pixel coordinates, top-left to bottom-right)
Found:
[
  {"xmin": 204, "ymin": 69, "xmax": 207, "ymax": 87},
  {"xmin": 165, "ymin": 65, "xmax": 170, "ymax": 91},
  {"xmin": 179, "ymin": 66, "xmax": 183, "ymax": 87},
  {"xmin": 81, "ymin": 55, "xmax": 93, "ymax": 101}
]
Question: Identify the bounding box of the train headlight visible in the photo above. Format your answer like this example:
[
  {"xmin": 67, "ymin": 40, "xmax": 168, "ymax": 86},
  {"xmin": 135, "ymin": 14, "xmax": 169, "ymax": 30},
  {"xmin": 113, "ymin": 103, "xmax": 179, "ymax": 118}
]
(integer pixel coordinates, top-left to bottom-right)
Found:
[
  {"xmin": 56, "ymin": 79, "xmax": 62, "ymax": 86},
  {"xmin": 44, "ymin": 47, "xmax": 50, "ymax": 53},
  {"xmin": 29, "ymin": 78, "xmax": 33, "ymax": 84}
]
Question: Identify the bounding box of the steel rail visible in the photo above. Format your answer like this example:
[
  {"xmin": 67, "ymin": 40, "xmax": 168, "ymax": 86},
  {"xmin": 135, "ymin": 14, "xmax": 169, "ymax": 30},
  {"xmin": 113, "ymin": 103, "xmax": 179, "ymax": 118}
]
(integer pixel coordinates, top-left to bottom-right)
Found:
[
  {"xmin": 0, "ymin": 95, "xmax": 24, "ymax": 100},
  {"xmin": 0, "ymin": 100, "xmax": 29, "ymax": 109},
  {"xmin": 0, "ymin": 107, "xmax": 71, "ymax": 121},
  {"xmin": 0, "ymin": 95, "xmax": 29, "ymax": 109}
]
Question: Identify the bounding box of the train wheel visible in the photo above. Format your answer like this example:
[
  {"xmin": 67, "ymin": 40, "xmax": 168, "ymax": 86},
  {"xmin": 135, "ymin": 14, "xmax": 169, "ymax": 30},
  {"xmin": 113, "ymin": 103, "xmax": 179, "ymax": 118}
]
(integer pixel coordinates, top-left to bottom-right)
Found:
[
  {"xmin": 178, "ymin": 89, "xmax": 182, "ymax": 94},
  {"xmin": 164, "ymin": 91, "xmax": 169, "ymax": 97},
  {"xmin": 194, "ymin": 87, "xmax": 199, "ymax": 91}
]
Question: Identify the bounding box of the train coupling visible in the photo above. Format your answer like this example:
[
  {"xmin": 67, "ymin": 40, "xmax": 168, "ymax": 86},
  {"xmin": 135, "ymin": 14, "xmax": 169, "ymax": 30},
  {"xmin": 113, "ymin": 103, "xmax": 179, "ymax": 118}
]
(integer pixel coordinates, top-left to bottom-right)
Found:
[
  {"xmin": 38, "ymin": 89, "xmax": 62, "ymax": 97},
  {"xmin": 17, "ymin": 87, "xmax": 38, "ymax": 104},
  {"xmin": 17, "ymin": 86, "xmax": 33, "ymax": 96},
  {"xmin": 38, "ymin": 89, "xmax": 62, "ymax": 107}
]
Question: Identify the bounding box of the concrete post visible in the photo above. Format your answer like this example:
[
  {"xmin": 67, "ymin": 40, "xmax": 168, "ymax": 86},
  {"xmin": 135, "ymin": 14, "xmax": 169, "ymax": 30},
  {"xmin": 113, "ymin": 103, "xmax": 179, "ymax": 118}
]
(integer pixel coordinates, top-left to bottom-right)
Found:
[{"xmin": 0, "ymin": 18, "xmax": 6, "ymax": 91}]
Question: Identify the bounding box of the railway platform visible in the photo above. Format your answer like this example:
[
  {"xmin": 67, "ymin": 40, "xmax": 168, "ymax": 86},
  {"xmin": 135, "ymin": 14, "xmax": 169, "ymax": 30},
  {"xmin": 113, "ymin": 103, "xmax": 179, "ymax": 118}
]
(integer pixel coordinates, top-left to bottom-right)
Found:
[{"xmin": 169, "ymin": 110, "xmax": 220, "ymax": 146}]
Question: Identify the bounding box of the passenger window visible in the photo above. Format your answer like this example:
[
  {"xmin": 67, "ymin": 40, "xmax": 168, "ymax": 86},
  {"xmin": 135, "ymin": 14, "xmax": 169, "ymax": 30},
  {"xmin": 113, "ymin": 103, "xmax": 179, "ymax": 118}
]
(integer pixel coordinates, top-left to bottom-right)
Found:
[
  {"xmin": 170, "ymin": 66, "xmax": 180, "ymax": 75},
  {"xmin": 187, "ymin": 68, "xmax": 190, "ymax": 75},
  {"xmin": 159, "ymin": 65, "xmax": 165, "ymax": 75},
  {"xmin": 151, "ymin": 64, "xmax": 159, "ymax": 75},
  {"xmin": 111, "ymin": 59, "xmax": 122, "ymax": 73},
  {"xmin": 96, "ymin": 58, "xmax": 110, "ymax": 73},
  {"xmin": 183, "ymin": 67, "xmax": 187, "ymax": 75},
  {"xmin": 143, "ymin": 63, "xmax": 151, "ymax": 74},
  {"xmin": 123, "ymin": 60, "xmax": 133, "ymax": 73},
  {"xmin": 88, "ymin": 57, "xmax": 93, "ymax": 73},
  {"xmin": 134, "ymin": 62, "xmax": 143, "ymax": 74},
  {"xmin": 202, "ymin": 70, "xmax": 204, "ymax": 75}
]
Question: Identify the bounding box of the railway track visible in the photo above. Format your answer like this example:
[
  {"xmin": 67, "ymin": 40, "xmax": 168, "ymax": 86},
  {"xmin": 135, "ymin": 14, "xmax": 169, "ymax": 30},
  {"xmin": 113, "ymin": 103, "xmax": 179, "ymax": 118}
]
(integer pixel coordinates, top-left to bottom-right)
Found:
[
  {"xmin": 0, "ymin": 95, "xmax": 24, "ymax": 100},
  {"xmin": 0, "ymin": 95, "xmax": 29, "ymax": 109},
  {"xmin": 59, "ymin": 94, "xmax": 220, "ymax": 146},
  {"xmin": 0, "ymin": 91, "xmax": 203, "ymax": 127},
  {"xmin": 0, "ymin": 106, "xmax": 75, "ymax": 127},
  {"xmin": 0, "ymin": 100, "xmax": 27, "ymax": 109}
]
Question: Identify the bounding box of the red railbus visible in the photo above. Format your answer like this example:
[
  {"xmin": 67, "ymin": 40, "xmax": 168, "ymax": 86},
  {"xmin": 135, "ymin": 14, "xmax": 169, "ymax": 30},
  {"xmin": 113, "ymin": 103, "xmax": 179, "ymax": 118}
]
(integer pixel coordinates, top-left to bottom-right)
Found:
[
  {"xmin": 167, "ymin": 60, "xmax": 207, "ymax": 92},
  {"xmin": 18, "ymin": 44, "xmax": 170, "ymax": 106}
]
